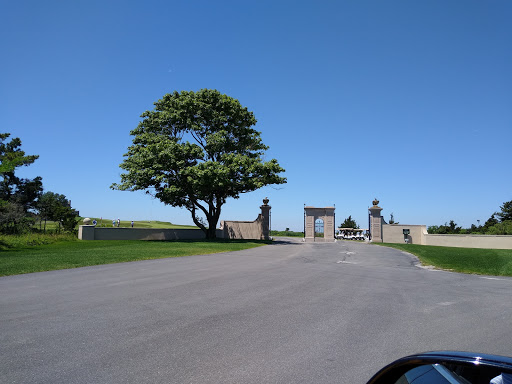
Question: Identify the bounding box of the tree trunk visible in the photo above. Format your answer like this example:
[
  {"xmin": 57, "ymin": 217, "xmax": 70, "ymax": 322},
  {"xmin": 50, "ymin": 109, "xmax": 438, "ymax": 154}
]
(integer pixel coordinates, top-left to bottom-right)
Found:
[
  {"xmin": 205, "ymin": 212, "xmax": 221, "ymax": 239},
  {"xmin": 206, "ymin": 225, "xmax": 217, "ymax": 239},
  {"xmin": 188, "ymin": 199, "xmax": 223, "ymax": 240}
]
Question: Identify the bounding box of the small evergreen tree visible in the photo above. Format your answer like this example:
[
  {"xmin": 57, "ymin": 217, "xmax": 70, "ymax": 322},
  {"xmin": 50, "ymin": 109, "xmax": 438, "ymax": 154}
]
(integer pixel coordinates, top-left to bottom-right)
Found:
[{"xmin": 339, "ymin": 215, "xmax": 358, "ymax": 229}]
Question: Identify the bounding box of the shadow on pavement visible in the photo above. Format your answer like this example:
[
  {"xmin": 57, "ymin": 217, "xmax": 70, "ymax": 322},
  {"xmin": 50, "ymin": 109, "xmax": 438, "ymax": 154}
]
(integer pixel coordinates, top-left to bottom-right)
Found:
[{"xmin": 271, "ymin": 237, "xmax": 304, "ymax": 245}]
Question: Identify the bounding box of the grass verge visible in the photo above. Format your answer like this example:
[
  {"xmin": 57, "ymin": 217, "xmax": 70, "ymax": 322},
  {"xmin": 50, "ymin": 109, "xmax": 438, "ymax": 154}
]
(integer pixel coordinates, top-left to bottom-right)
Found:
[
  {"xmin": 270, "ymin": 230, "xmax": 304, "ymax": 237},
  {"xmin": 87, "ymin": 218, "xmax": 198, "ymax": 229},
  {"xmin": 0, "ymin": 238, "xmax": 267, "ymax": 277},
  {"xmin": 36, "ymin": 219, "xmax": 198, "ymax": 231},
  {"xmin": 0, "ymin": 233, "xmax": 77, "ymax": 250},
  {"xmin": 376, "ymin": 243, "xmax": 512, "ymax": 276}
]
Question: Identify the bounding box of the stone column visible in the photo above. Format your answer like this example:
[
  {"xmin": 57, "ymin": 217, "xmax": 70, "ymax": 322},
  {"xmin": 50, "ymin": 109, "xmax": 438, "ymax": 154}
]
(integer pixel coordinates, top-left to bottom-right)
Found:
[
  {"xmin": 323, "ymin": 207, "xmax": 335, "ymax": 242},
  {"xmin": 368, "ymin": 198, "xmax": 383, "ymax": 242},
  {"xmin": 304, "ymin": 210, "xmax": 315, "ymax": 241},
  {"xmin": 260, "ymin": 197, "xmax": 271, "ymax": 240}
]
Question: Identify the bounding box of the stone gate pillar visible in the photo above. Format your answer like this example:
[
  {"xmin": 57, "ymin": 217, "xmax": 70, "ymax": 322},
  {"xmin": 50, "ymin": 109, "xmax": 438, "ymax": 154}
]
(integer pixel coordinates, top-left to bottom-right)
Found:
[
  {"xmin": 369, "ymin": 198, "xmax": 383, "ymax": 242},
  {"xmin": 260, "ymin": 197, "xmax": 271, "ymax": 240}
]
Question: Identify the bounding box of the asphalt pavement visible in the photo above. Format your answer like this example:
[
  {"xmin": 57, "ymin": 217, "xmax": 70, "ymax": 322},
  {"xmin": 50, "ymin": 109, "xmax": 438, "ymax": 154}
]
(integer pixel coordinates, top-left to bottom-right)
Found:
[{"xmin": 1, "ymin": 238, "xmax": 512, "ymax": 383}]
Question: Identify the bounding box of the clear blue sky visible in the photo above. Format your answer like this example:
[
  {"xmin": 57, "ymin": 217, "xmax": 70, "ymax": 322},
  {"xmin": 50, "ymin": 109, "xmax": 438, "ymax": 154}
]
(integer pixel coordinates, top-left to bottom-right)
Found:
[{"xmin": 2, "ymin": 0, "xmax": 511, "ymax": 231}]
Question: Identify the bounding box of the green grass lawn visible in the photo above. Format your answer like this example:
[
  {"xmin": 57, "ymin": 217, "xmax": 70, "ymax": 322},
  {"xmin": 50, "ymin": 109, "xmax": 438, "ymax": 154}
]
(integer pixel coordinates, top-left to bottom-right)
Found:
[
  {"xmin": 34, "ymin": 217, "xmax": 197, "ymax": 231},
  {"xmin": 88, "ymin": 218, "xmax": 197, "ymax": 229},
  {"xmin": 270, "ymin": 230, "xmax": 304, "ymax": 237},
  {"xmin": 0, "ymin": 237, "xmax": 266, "ymax": 277},
  {"xmin": 377, "ymin": 243, "xmax": 512, "ymax": 276},
  {"xmin": 35, "ymin": 218, "xmax": 198, "ymax": 231}
]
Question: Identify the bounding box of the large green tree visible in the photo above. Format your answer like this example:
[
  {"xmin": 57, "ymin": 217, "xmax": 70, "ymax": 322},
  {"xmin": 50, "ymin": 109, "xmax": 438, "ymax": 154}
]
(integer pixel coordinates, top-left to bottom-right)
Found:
[
  {"xmin": 0, "ymin": 133, "xmax": 42, "ymax": 233},
  {"xmin": 37, "ymin": 191, "xmax": 78, "ymax": 233},
  {"xmin": 0, "ymin": 133, "xmax": 41, "ymax": 206},
  {"xmin": 112, "ymin": 89, "xmax": 286, "ymax": 238}
]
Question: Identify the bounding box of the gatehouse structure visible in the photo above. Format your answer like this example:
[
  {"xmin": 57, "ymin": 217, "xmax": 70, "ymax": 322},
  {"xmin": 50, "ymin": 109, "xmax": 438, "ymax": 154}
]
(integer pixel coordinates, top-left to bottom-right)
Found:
[{"xmin": 304, "ymin": 206, "xmax": 335, "ymax": 242}]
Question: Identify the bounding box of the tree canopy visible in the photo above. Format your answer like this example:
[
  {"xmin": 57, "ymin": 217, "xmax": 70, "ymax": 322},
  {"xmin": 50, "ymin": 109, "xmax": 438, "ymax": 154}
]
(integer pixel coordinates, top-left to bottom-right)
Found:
[
  {"xmin": 339, "ymin": 215, "xmax": 358, "ymax": 229},
  {"xmin": 0, "ymin": 133, "xmax": 43, "ymax": 233},
  {"xmin": 0, "ymin": 133, "xmax": 42, "ymax": 208},
  {"xmin": 482, "ymin": 214, "xmax": 499, "ymax": 232},
  {"xmin": 112, "ymin": 89, "xmax": 286, "ymax": 238},
  {"xmin": 37, "ymin": 191, "xmax": 78, "ymax": 233},
  {"xmin": 428, "ymin": 220, "xmax": 461, "ymax": 234},
  {"xmin": 0, "ymin": 133, "xmax": 39, "ymax": 174},
  {"xmin": 428, "ymin": 204, "xmax": 512, "ymax": 235},
  {"xmin": 0, "ymin": 133, "xmax": 78, "ymax": 234},
  {"xmin": 496, "ymin": 200, "xmax": 512, "ymax": 222}
]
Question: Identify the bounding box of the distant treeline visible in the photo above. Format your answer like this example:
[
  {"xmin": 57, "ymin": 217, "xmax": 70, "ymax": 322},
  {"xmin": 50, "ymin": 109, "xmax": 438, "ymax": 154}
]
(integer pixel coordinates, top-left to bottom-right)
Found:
[
  {"xmin": 270, "ymin": 230, "xmax": 304, "ymax": 237},
  {"xmin": 428, "ymin": 199, "xmax": 512, "ymax": 235}
]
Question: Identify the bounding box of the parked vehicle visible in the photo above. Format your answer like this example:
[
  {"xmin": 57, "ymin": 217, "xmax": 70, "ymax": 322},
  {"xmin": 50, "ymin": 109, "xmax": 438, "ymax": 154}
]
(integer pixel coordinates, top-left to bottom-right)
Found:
[
  {"xmin": 336, "ymin": 230, "xmax": 366, "ymax": 241},
  {"xmin": 367, "ymin": 351, "xmax": 512, "ymax": 384}
]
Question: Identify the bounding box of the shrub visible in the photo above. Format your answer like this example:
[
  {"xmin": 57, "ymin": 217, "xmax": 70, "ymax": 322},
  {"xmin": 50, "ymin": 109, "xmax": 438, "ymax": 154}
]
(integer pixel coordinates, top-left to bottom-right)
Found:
[
  {"xmin": 486, "ymin": 221, "xmax": 512, "ymax": 235},
  {"xmin": 0, "ymin": 233, "xmax": 76, "ymax": 250}
]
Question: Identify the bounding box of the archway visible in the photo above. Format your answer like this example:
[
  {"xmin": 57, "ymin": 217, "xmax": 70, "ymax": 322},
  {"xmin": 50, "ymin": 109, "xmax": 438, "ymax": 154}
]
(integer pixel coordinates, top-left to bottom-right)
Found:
[
  {"xmin": 315, "ymin": 218, "xmax": 324, "ymax": 238},
  {"xmin": 304, "ymin": 206, "xmax": 335, "ymax": 242}
]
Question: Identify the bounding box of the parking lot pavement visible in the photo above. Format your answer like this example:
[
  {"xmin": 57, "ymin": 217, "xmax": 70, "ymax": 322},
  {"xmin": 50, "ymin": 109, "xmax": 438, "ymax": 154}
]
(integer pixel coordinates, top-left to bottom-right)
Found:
[{"xmin": 2, "ymin": 239, "xmax": 511, "ymax": 383}]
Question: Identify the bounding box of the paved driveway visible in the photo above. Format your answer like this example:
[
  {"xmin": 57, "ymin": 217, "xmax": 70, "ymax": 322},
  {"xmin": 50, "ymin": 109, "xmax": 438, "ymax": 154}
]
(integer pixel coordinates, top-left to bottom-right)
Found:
[{"xmin": 1, "ymin": 239, "xmax": 511, "ymax": 383}]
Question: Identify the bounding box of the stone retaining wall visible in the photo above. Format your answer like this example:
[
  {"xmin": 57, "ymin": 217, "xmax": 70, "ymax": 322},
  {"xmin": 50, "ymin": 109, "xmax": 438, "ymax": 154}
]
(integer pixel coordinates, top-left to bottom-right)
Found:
[
  {"xmin": 379, "ymin": 223, "xmax": 512, "ymax": 249},
  {"xmin": 78, "ymin": 198, "xmax": 272, "ymax": 241},
  {"xmin": 382, "ymin": 224, "xmax": 427, "ymax": 245},
  {"xmin": 78, "ymin": 226, "xmax": 223, "ymax": 241},
  {"xmin": 424, "ymin": 234, "xmax": 512, "ymax": 249},
  {"xmin": 220, "ymin": 215, "xmax": 265, "ymax": 240}
]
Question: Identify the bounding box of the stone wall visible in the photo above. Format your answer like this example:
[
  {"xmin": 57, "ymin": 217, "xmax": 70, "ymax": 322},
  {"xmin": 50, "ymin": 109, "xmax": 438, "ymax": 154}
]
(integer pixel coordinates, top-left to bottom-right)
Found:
[
  {"xmin": 379, "ymin": 224, "xmax": 512, "ymax": 249},
  {"xmin": 219, "ymin": 199, "xmax": 271, "ymax": 240},
  {"xmin": 78, "ymin": 198, "xmax": 272, "ymax": 241},
  {"xmin": 382, "ymin": 224, "xmax": 427, "ymax": 245},
  {"xmin": 78, "ymin": 226, "xmax": 223, "ymax": 241},
  {"xmin": 220, "ymin": 215, "xmax": 266, "ymax": 240},
  {"xmin": 369, "ymin": 199, "xmax": 512, "ymax": 249},
  {"xmin": 424, "ymin": 234, "xmax": 512, "ymax": 249}
]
